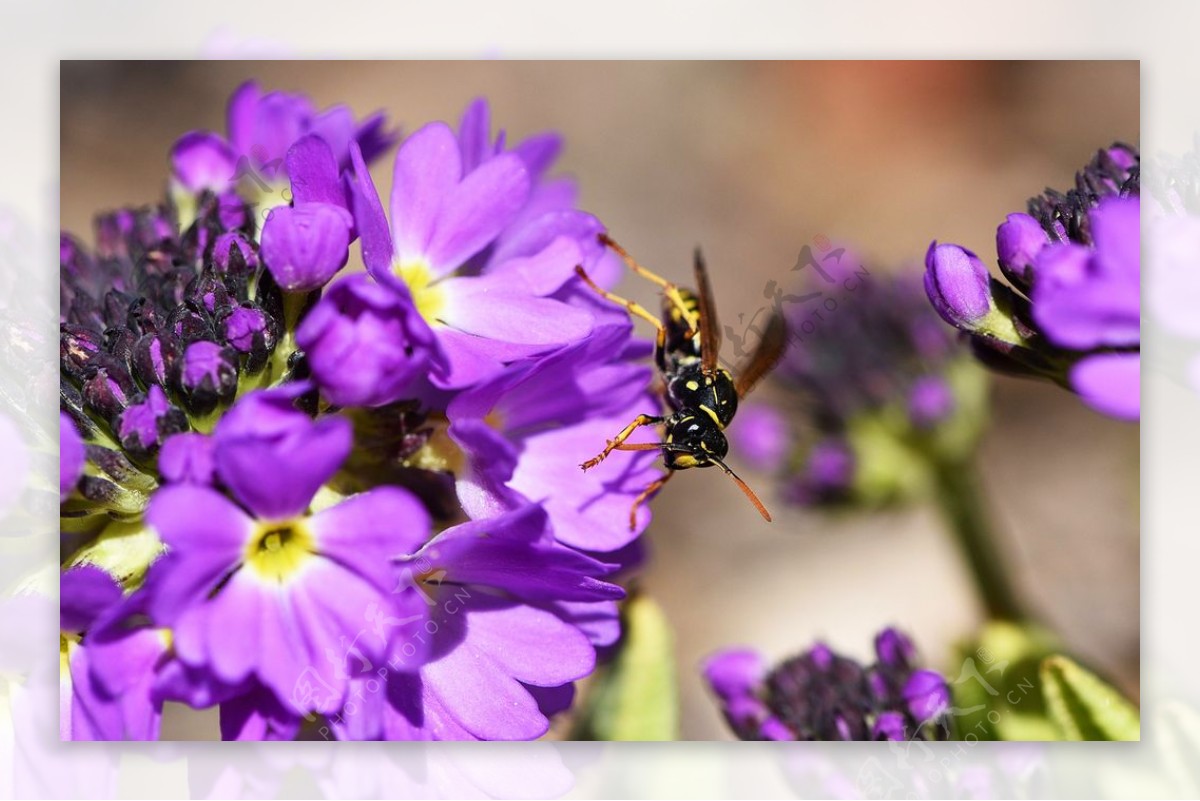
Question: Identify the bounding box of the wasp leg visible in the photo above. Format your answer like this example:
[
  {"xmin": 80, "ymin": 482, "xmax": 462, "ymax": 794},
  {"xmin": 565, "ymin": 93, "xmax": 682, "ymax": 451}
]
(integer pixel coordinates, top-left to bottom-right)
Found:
[
  {"xmin": 628, "ymin": 470, "xmax": 674, "ymax": 531},
  {"xmin": 574, "ymin": 265, "xmax": 663, "ymax": 330},
  {"xmin": 580, "ymin": 414, "xmax": 664, "ymax": 471},
  {"xmin": 599, "ymin": 233, "xmax": 700, "ymax": 334},
  {"xmin": 575, "ymin": 265, "xmax": 669, "ymax": 372}
]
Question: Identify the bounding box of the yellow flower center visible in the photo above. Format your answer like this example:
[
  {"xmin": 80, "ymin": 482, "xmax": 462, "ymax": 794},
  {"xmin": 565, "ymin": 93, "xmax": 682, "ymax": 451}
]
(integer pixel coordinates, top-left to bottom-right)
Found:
[
  {"xmin": 243, "ymin": 519, "xmax": 316, "ymax": 584},
  {"xmin": 394, "ymin": 259, "xmax": 447, "ymax": 324}
]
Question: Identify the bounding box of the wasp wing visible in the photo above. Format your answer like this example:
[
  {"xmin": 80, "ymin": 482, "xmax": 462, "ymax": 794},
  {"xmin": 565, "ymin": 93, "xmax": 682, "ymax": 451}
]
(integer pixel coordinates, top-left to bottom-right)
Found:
[
  {"xmin": 693, "ymin": 247, "xmax": 722, "ymax": 375},
  {"xmin": 734, "ymin": 312, "xmax": 787, "ymax": 398}
]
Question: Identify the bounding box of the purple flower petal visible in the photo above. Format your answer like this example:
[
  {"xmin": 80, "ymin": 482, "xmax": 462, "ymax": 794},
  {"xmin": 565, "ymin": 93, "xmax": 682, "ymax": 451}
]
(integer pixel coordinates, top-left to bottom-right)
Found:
[
  {"xmin": 260, "ymin": 203, "xmax": 352, "ymax": 292},
  {"xmin": 389, "ymin": 123, "xmax": 463, "ymax": 266},
  {"xmin": 1033, "ymin": 198, "xmax": 1140, "ymax": 350},
  {"xmin": 285, "ymin": 134, "xmax": 347, "ymax": 210},
  {"xmin": 212, "ymin": 388, "xmax": 352, "ymax": 520},
  {"xmin": 60, "ymin": 565, "xmax": 122, "ymax": 633},
  {"xmin": 68, "ymin": 637, "xmax": 163, "ymax": 741},
  {"xmin": 903, "ymin": 669, "xmax": 951, "ymax": 723},
  {"xmin": 220, "ymin": 684, "xmax": 303, "ymax": 741},
  {"xmin": 425, "ymin": 152, "xmax": 530, "ymax": 271},
  {"xmin": 409, "ymin": 505, "xmax": 624, "ymax": 604},
  {"xmin": 458, "ymin": 98, "xmax": 496, "ymax": 175},
  {"xmin": 439, "ymin": 274, "xmax": 593, "ymax": 351},
  {"xmin": 448, "ymin": 418, "xmax": 525, "ymax": 519},
  {"xmin": 703, "ymin": 648, "xmax": 766, "ymax": 703},
  {"xmin": 171, "ymin": 132, "xmax": 238, "ymax": 193},
  {"xmin": 995, "ymin": 212, "xmax": 1048, "ymax": 285},
  {"xmin": 225, "ymin": 81, "xmax": 261, "ymax": 156},
  {"xmin": 348, "ymin": 142, "xmax": 398, "ymax": 279},
  {"xmin": 310, "ymin": 486, "xmax": 431, "ymax": 587},
  {"xmin": 1069, "ymin": 352, "xmax": 1140, "ymax": 421},
  {"xmin": 420, "ymin": 599, "xmax": 592, "ymax": 740},
  {"xmin": 146, "ymin": 484, "xmax": 251, "ymax": 555},
  {"xmin": 296, "ymin": 275, "xmax": 440, "ymax": 407},
  {"xmin": 924, "ymin": 242, "xmax": 993, "ymax": 328}
]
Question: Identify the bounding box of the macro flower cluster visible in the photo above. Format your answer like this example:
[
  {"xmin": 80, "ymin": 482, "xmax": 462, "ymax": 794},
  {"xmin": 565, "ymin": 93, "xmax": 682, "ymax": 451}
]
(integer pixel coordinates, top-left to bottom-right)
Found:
[
  {"xmin": 59, "ymin": 83, "xmax": 661, "ymax": 740},
  {"xmin": 704, "ymin": 628, "xmax": 952, "ymax": 741},
  {"xmin": 923, "ymin": 144, "xmax": 1141, "ymax": 420},
  {"xmin": 734, "ymin": 248, "xmax": 987, "ymax": 509}
]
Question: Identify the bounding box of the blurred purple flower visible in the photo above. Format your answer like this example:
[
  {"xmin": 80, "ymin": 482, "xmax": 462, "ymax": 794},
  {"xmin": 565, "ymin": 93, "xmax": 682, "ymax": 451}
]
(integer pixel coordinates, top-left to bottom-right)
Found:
[{"xmin": 742, "ymin": 247, "xmax": 981, "ymax": 511}]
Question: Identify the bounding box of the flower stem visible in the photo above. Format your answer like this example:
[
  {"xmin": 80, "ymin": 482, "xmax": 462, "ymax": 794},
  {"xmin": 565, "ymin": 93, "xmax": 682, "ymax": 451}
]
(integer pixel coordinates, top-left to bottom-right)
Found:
[{"xmin": 932, "ymin": 458, "xmax": 1027, "ymax": 622}]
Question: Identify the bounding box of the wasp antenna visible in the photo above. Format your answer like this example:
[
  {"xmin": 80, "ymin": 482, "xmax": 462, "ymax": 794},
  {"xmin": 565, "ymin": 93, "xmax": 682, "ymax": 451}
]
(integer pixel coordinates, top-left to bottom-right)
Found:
[{"xmin": 712, "ymin": 458, "xmax": 772, "ymax": 522}]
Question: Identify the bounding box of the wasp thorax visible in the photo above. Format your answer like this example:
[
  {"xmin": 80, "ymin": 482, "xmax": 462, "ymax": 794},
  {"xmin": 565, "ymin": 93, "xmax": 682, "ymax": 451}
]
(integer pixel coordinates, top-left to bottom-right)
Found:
[{"xmin": 666, "ymin": 365, "xmax": 739, "ymax": 428}]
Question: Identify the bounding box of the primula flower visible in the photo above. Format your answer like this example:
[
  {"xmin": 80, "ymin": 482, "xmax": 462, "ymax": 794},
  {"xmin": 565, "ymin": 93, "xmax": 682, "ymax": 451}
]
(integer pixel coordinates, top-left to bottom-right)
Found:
[
  {"xmin": 61, "ymin": 88, "xmax": 652, "ymax": 742},
  {"xmin": 295, "ymin": 274, "xmax": 443, "ymax": 408},
  {"xmin": 141, "ymin": 385, "xmax": 429, "ymax": 720},
  {"xmin": 170, "ymin": 80, "xmax": 396, "ymax": 213},
  {"xmin": 344, "ymin": 114, "xmax": 596, "ymax": 389},
  {"xmin": 924, "ymin": 143, "xmax": 1141, "ymax": 420},
  {"xmin": 331, "ymin": 504, "xmax": 623, "ymax": 740},
  {"xmin": 448, "ymin": 313, "xmax": 662, "ymax": 552},
  {"xmin": 703, "ymin": 628, "xmax": 951, "ymax": 741}
]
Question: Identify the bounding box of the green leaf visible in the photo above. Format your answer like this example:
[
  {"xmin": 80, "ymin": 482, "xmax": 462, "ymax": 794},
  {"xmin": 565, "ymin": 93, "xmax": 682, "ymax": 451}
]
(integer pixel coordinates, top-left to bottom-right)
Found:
[
  {"xmin": 575, "ymin": 594, "xmax": 678, "ymax": 741},
  {"xmin": 1040, "ymin": 655, "xmax": 1140, "ymax": 741},
  {"xmin": 948, "ymin": 620, "xmax": 1061, "ymax": 741}
]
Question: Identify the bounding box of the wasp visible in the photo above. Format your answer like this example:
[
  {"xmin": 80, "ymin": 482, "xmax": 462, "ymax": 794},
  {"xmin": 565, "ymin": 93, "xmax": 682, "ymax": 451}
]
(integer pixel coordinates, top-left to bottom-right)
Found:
[{"xmin": 575, "ymin": 234, "xmax": 788, "ymax": 530}]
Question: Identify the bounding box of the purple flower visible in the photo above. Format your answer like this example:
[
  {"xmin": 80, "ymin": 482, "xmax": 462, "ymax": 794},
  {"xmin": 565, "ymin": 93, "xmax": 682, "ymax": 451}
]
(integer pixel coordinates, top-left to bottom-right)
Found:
[
  {"xmin": 782, "ymin": 438, "xmax": 856, "ymax": 506},
  {"xmin": 703, "ymin": 628, "xmax": 951, "ymax": 741},
  {"xmin": 61, "ymin": 566, "xmax": 165, "ymax": 740},
  {"xmin": 61, "ymin": 90, "xmax": 655, "ymax": 741},
  {"xmin": 170, "ymin": 80, "xmax": 396, "ymax": 198},
  {"xmin": 748, "ymin": 249, "xmax": 982, "ymax": 511},
  {"xmin": 158, "ymin": 432, "xmax": 215, "ymax": 485},
  {"xmin": 259, "ymin": 203, "xmax": 353, "ymax": 292},
  {"xmin": 116, "ymin": 385, "xmax": 188, "ymax": 458},
  {"xmin": 142, "ymin": 388, "xmax": 427, "ymax": 718},
  {"xmin": 908, "ymin": 375, "xmax": 956, "ymax": 428},
  {"xmin": 296, "ymin": 275, "xmax": 443, "ymax": 407},
  {"xmin": 448, "ymin": 323, "xmax": 661, "ymax": 552},
  {"xmin": 346, "ymin": 114, "xmax": 596, "ymax": 389},
  {"xmin": 729, "ymin": 403, "xmax": 791, "ymax": 473},
  {"xmin": 925, "ymin": 143, "xmax": 1141, "ymax": 421},
  {"xmin": 925, "ymin": 243, "xmax": 993, "ymax": 328},
  {"xmin": 331, "ymin": 504, "xmax": 623, "ymax": 740}
]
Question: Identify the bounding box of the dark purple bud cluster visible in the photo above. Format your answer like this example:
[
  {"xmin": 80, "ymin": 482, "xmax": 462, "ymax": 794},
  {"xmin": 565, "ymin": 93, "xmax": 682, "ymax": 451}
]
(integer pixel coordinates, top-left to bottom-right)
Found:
[
  {"xmin": 705, "ymin": 628, "xmax": 953, "ymax": 742},
  {"xmin": 60, "ymin": 193, "xmax": 281, "ymax": 468},
  {"xmin": 1026, "ymin": 143, "xmax": 1140, "ymax": 247}
]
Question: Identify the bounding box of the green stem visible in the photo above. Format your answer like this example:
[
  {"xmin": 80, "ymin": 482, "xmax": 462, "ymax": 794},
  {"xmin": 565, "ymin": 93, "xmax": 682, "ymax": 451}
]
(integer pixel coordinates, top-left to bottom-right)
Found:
[
  {"xmin": 932, "ymin": 458, "xmax": 1027, "ymax": 622},
  {"xmin": 265, "ymin": 291, "xmax": 309, "ymax": 386}
]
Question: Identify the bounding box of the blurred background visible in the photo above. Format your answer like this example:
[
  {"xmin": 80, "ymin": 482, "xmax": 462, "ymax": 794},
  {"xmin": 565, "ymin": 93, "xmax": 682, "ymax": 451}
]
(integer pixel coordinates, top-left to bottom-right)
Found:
[{"xmin": 60, "ymin": 61, "xmax": 1139, "ymax": 740}]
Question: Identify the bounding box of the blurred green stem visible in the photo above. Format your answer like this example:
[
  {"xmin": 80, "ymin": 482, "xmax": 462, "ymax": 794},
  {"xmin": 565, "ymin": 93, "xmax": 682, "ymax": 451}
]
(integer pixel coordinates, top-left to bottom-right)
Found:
[{"xmin": 933, "ymin": 458, "xmax": 1026, "ymax": 622}]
